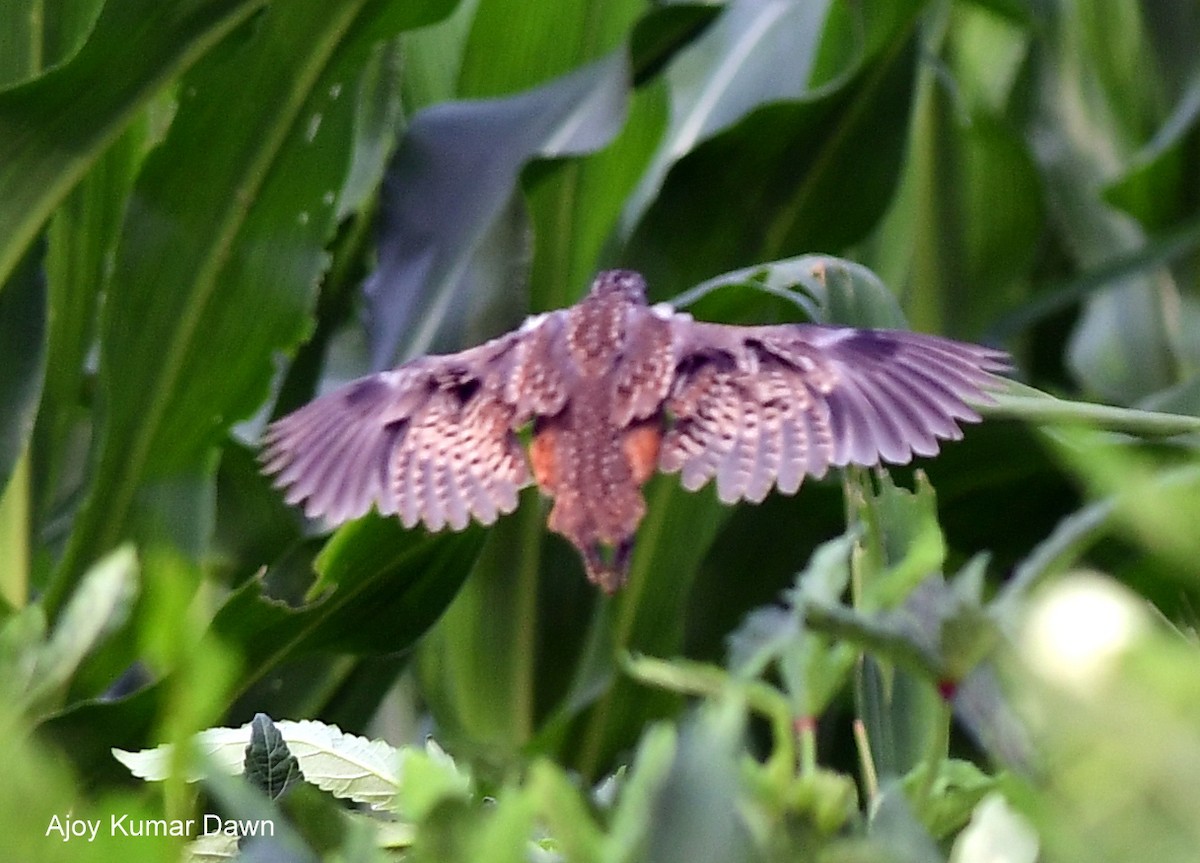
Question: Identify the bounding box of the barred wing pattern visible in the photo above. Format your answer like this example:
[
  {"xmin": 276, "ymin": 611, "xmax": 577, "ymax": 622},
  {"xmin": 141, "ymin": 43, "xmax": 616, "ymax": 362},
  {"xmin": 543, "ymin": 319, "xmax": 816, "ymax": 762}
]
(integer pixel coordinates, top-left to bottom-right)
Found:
[
  {"xmin": 261, "ymin": 324, "xmax": 556, "ymax": 531},
  {"xmin": 658, "ymin": 320, "xmax": 1011, "ymax": 505},
  {"xmin": 261, "ymin": 268, "xmax": 1010, "ymax": 593}
]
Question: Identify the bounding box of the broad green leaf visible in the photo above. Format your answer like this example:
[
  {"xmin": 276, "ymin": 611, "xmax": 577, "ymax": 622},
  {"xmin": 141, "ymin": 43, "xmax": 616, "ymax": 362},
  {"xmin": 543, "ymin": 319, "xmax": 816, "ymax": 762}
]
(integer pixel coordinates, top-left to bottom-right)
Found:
[
  {"xmin": 0, "ymin": 0, "xmax": 267, "ymax": 293},
  {"xmin": 1028, "ymin": 2, "xmax": 1183, "ymax": 402},
  {"xmin": 458, "ymin": 0, "xmax": 642, "ymax": 98},
  {"xmin": 394, "ymin": 738, "xmax": 473, "ymax": 821},
  {"xmin": 210, "ymin": 442, "xmax": 304, "ymax": 585},
  {"xmin": 114, "ymin": 716, "xmax": 402, "ymax": 809},
  {"xmin": 34, "ymin": 118, "xmax": 150, "ymax": 536},
  {"xmin": 624, "ymin": 1, "xmax": 925, "ymax": 297},
  {"xmin": 0, "ymin": 708, "xmax": 172, "ymax": 863},
  {"xmin": 621, "ymin": 0, "xmax": 838, "ymax": 231},
  {"xmin": 0, "ymin": 599, "xmax": 45, "ymax": 701},
  {"xmin": 49, "ymin": 0, "xmax": 458, "ymax": 611},
  {"xmin": 846, "ymin": 472, "xmax": 946, "ymax": 783},
  {"xmin": 519, "ymin": 0, "xmax": 731, "ymax": 308},
  {"xmin": 474, "ymin": 793, "xmax": 541, "ymax": 863},
  {"xmin": 0, "ymin": 0, "xmax": 105, "ymax": 86},
  {"xmin": 524, "ymin": 82, "xmax": 669, "ymax": 313},
  {"xmin": 866, "ymin": 781, "xmax": 946, "ymax": 863},
  {"xmin": 415, "ymin": 499, "xmax": 547, "ymax": 755},
  {"xmin": 527, "ymin": 761, "xmax": 604, "ymax": 863},
  {"xmin": 1104, "ymin": 66, "xmax": 1200, "ymax": 232},
  {"xmin": 400, "ymin": 0, "xmax": 480, "ymax": 111},
  {"xmin": 851, "ymin": 472, "xmax": 947, "ymax": 612},
  {"xmin": 210, "ymin": 520, "xmax": 484, "ymax": 699},
  {"xmin": 611, "ymin": 701, "xmax": 755, "ymax": 863},
  {"xmin": 365, "ymin": 49, "xmax": 631, "ymax": 367},
  {"xmin": 672, "ymin": 255, "xmax": 908, "ymax": 328},
  {"xmin": 871, "ymin": 19, "xmax": 1043, "ymax": 337}
]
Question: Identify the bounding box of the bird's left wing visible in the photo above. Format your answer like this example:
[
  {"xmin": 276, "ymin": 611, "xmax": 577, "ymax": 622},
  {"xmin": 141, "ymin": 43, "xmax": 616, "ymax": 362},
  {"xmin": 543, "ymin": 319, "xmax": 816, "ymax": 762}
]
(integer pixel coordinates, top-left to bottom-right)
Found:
[{"xmin": 658, "ymin": 318, "xmax": 1011, "ymax": 504}]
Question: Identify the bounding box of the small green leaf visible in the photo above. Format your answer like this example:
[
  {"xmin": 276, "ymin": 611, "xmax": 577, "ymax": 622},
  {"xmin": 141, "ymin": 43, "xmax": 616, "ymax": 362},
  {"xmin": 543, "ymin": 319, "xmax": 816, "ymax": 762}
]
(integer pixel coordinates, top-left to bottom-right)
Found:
[
  {"xmin": 24, "ymin": 545, "xmax": 137, "ymax": 717},
  {"xmin": 394, "ymin": 739, "xmax": 473, "ymax": 821},
  {"xmin": 527, "ymin": 760, "xmax": 604, "ymax": 863},
  {"xmin": 602, "ymin": 723, "xmax": 677, "ymax": 863}
]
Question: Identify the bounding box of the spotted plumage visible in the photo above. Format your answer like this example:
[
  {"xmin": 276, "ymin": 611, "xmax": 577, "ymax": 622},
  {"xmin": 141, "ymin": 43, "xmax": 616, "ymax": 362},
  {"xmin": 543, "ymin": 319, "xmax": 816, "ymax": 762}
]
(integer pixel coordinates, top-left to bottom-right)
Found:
[{"xmin": 261, "ymin": 270, "xmax": 1011, "ymax": 591}]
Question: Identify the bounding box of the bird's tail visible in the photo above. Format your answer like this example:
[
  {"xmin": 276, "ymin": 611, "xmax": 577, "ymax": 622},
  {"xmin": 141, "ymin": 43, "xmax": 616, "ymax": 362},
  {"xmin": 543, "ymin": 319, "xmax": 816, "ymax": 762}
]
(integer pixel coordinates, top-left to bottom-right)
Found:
[{"xmin": 583, "ymin": 538, "xmax": 635, "ymax": 594}]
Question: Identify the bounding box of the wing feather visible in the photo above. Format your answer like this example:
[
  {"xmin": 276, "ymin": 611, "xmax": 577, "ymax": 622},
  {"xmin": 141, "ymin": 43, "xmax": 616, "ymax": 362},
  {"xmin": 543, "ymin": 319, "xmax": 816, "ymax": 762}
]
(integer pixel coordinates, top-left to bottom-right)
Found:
[
  {"xmin": 659, "ymin": 319, "xmax": 1010, "ymax": 503},
  {"xmin": 260, "ymin": 324, "xmax": 546, "ymax": 532}
]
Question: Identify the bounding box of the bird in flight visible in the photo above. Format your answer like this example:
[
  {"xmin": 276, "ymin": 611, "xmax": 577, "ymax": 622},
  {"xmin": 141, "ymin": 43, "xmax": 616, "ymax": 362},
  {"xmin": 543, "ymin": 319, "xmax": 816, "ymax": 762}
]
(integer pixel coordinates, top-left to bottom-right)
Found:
[{"xmin": 261, "ymin": 270, "xmax": 1010, "ymax": 592}]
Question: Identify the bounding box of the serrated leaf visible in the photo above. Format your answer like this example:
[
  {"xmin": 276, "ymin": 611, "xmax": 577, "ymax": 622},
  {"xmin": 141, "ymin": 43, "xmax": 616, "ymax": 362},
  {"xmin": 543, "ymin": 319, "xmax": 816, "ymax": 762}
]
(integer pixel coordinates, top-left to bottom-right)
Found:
[
  {"xmin": 114, "ymin": 717, "xmax": 403, "ymax": 810},
  {"xmin": 185, "ymin": 831, "xmax": 239, "ymax": 863}
]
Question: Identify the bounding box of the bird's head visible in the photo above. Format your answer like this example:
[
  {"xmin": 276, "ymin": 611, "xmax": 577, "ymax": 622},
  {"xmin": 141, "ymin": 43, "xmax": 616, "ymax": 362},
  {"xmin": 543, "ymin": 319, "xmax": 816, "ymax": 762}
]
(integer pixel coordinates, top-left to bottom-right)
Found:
[{"xmin": 588, "ymin": 269, "xmax": 647, "ymax": 306}]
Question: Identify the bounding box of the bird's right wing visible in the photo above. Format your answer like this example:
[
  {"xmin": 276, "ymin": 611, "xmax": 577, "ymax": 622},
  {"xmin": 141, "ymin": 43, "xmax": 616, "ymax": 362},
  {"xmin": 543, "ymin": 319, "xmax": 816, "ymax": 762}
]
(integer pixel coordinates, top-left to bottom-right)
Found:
[{"xmin": 261, "ymin": 312, "xmax": 570, "ymax": 532}]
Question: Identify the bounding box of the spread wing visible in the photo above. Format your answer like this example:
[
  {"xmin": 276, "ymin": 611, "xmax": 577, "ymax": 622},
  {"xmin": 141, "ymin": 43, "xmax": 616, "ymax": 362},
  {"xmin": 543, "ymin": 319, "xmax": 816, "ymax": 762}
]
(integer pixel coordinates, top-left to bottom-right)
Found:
[
  {"xmin": 260, "ymin": 312, "xmax": 570, "ymax": 531},
  {"xmin": 658, "ymin": 319, "xmax": 1011, "ymax": 504}
]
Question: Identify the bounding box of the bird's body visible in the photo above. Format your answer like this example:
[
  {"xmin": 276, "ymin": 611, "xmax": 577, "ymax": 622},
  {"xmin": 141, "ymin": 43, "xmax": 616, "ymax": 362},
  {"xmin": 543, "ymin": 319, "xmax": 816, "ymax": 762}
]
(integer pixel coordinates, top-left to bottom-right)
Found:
[{"xmin": 261, "ymin": 270, "xmax": 1010, "ymax": 591}]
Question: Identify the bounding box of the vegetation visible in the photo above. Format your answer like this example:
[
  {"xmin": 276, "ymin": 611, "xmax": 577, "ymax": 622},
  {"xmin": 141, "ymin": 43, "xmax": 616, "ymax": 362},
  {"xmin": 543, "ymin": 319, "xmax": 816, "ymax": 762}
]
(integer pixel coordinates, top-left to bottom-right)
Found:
[{"xmin": 2, "ymin": 1, "xmax": 1200, "ymax": 861}]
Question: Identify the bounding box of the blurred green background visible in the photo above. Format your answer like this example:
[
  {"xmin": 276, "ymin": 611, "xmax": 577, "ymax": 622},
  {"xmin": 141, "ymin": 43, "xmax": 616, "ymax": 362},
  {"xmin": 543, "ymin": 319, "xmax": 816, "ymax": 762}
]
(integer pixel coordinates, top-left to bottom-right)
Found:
[{"xmin": 2, "ymin": 0, "xmax": 1200, "ymax": 861}]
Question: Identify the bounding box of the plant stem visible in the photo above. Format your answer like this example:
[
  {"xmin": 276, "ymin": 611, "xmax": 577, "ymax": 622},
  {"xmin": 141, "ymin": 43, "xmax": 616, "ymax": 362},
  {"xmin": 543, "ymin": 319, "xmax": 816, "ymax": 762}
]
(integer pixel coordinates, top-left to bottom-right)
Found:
[{"xmin": 912, "ymin": 696, "xmax": 951, "ymax": 819}]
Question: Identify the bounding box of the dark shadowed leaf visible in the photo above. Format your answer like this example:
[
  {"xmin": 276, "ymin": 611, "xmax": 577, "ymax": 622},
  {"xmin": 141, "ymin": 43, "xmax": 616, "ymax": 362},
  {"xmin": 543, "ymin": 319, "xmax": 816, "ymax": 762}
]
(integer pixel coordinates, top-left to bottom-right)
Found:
[
  {"xmin": 365, "ymin": 50, "xmax": 631, "ymax": 368},
  {"xmin": 0, "ymin": 248, "xmax": 45, "ymax": 495},
  {"xmin": 624, "ymin": 3, "xmax": 925, "ymax": 297},
  {"xmin": 211, "ymin": 519, "xmax": 485, "ymax": 694},
  {"xmin": 244, "ymin": 713, "xmax": 306, "ymax": 801}
]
